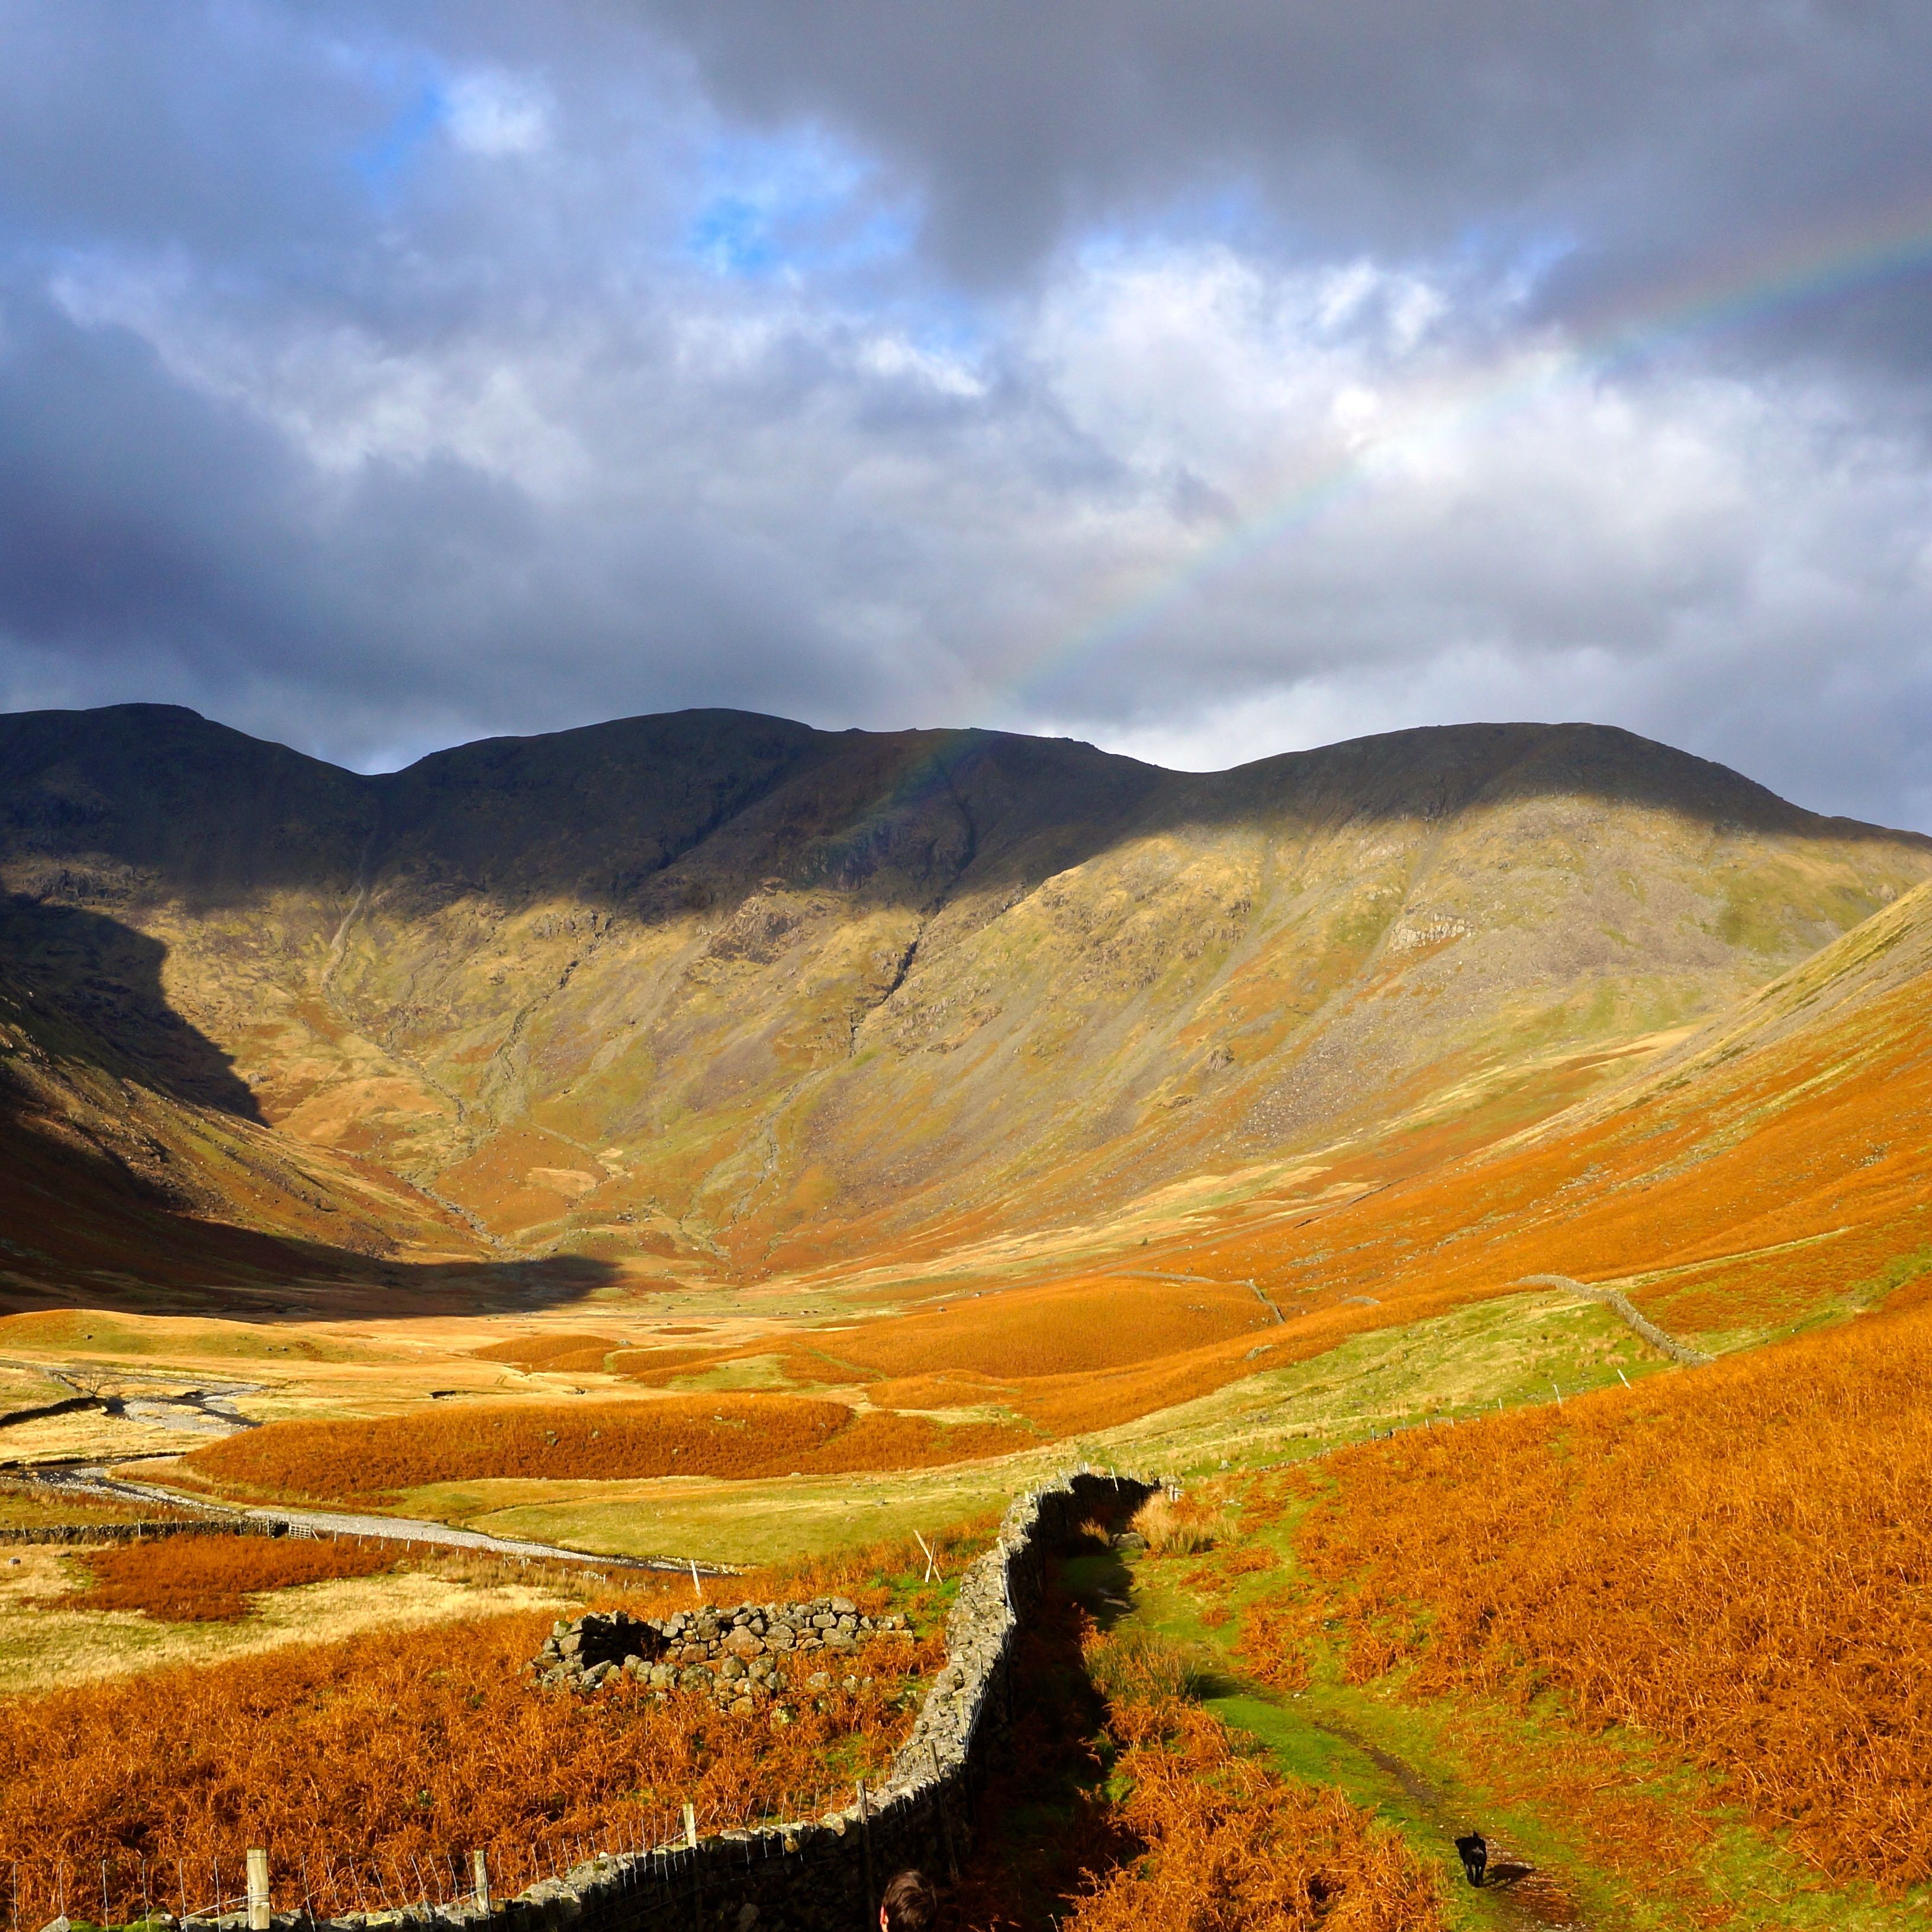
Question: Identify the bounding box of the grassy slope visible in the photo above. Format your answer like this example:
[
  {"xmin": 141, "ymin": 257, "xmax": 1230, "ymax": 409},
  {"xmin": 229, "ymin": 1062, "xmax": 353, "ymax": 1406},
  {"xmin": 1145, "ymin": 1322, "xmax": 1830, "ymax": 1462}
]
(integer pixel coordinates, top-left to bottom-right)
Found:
[
  {"xmin": 1108, "ymin": 1556, "xmax": 1914, "ymax": 1931},
  {"xmin": 395, "ymin": 877, "xmax": 1932, "ymax": 1532},
  {"xmin": 1080, "ymin": 1252, "xmax": 1932, "ymax": 1927},
  {"xmin": 1081, "ymin": 875, "xmax": 1932, "ymax": 1370},
  {"xmin": 31, "ymin": 858, "xmax": 1926, "ymax": 1554},
  {"xmin": 15, "ymin": 867, "xmax": 1926, "ymax": 1551}
]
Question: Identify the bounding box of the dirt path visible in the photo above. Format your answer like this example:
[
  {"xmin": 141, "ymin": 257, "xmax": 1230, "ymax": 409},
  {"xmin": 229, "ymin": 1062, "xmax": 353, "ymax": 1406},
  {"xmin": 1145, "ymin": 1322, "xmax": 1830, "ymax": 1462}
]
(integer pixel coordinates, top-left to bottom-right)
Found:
[
  {"xmin": 27, "ymin": 1465, "xmax": 739, "ymax": 1574},
  {"xmin": 1065, "ymin": 1545, "xmax": 1599, "ymax": 1930},
  {"xmin": 1295, "ymin": 1706, "xmax": 1588, "ymax": 1930}
]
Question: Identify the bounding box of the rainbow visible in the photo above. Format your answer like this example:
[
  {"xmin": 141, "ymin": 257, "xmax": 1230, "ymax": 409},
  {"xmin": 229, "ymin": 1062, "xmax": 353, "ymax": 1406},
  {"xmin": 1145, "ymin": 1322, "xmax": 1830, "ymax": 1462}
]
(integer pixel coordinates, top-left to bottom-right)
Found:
[{"xmin": 1005, "ymin": 198, "xmax": 1932, "ymax": 716}]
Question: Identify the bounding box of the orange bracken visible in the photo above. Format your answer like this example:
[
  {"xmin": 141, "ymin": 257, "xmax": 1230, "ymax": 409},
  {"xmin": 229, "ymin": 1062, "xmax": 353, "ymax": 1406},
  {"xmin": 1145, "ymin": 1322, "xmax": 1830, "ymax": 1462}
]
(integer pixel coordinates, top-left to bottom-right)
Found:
[
  {"xmin": 178, "ymin": 1394, "xmax": 1032, "ymax": 1505},
  {"xmin": 0, "ymin": 1610, "xmax": 940, "ymax": 1926},
  {"xmin": 1283, "ymin": 1293, "xmax": 1932, "ymax": 1891},
  {"xmin": 55, "ymin": 1534, "xmax": 394, "ymax": 1621}
]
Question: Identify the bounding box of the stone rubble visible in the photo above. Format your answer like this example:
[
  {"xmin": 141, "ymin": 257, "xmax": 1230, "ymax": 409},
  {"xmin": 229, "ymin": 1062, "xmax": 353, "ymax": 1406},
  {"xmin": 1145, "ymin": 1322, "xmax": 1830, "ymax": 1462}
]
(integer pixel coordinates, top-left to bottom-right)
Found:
[{"xmin": 530, "ymin": 1597, "xmax": 909, "ymax": 1711}]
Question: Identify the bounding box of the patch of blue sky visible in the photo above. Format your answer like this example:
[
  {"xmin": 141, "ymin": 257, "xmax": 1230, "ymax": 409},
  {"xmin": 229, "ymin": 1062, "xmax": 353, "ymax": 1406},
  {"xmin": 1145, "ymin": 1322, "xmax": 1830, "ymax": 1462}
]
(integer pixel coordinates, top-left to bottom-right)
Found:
[
  {"xmin": 688, "ymin": 195, "xmax": 783, "ymax": 278},
  {"xmin": 682, "ymin": 127, "xmax": 916, "ymax": 282},
  {"xmin": 347, "ymin": 73, "xmax": 447, "ymax": 194}
]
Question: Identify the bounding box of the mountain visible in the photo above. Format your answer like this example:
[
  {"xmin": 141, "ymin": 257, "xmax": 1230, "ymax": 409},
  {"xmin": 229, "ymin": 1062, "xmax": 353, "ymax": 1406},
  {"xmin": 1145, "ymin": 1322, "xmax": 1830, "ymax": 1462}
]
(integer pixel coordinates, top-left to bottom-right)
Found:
[
  {"xmin": 0, "ymin": 955, "xmax": 474, "ymax": 1303},
  {"xmin": 1, "ymin": 702, "xmax": 1926, "ymax": 1292},
  {"xmin": 1157, "ymin": 872, "xmax": 1932, "ymax": 1372}
]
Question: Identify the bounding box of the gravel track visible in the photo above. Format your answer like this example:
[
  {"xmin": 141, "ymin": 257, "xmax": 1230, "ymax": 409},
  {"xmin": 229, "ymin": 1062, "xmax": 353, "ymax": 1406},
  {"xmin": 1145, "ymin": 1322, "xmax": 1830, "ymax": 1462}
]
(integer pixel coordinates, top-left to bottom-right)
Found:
[{"xmin": 25, "ymin": 1465, "xmax": 738, "ymax": 1574}]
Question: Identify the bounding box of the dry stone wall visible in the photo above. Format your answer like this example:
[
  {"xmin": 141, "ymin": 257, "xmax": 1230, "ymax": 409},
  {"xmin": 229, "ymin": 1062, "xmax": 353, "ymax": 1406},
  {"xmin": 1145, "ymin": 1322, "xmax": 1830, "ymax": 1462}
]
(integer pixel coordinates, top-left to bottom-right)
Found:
[
  {"xmin": 170, "ymin": 1466, "xmax": 1152, "ymax": 1932},
  {"xmin": 0, "ymin": 1520, "xmax": 218, "ymax": 1545},
  {"xmin": 531, "ymin": 1598, "xmax": 912, "ymax": 1712}
]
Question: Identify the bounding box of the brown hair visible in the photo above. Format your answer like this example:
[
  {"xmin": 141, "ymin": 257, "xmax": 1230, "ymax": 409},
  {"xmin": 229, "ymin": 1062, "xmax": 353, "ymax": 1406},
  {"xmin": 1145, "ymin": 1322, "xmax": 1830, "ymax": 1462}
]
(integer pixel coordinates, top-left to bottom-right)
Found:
[{"xmin": 880, "ymin": 1869, "xmax": 939, "ymax": 1931}]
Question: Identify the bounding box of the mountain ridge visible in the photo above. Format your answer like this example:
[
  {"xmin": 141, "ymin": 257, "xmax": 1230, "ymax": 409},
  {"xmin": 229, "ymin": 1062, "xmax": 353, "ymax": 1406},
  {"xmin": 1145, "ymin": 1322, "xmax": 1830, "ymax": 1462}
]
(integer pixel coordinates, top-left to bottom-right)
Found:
[{"xmin": 2, "ymin": 701, "xmax": 1927, "ymax": 1291}]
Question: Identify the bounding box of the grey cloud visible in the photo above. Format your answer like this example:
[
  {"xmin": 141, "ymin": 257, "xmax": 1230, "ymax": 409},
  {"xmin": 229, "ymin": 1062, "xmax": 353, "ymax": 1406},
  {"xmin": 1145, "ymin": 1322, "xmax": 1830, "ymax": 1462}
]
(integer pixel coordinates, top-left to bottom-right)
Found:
[
  {"xmin": 0, "ymin": 3, "xmax": 395, "ymax": 257},
  {"xmin": 0, "ymin": 282, "xmax": 864, "ymax": 765},
  {"xmin": 629, "ymin": 0, "xmax": 1932, "ymax": 362},
  {"xmin": 0, "ymin": 1, "xmax": 1928, "ymax": 834}
]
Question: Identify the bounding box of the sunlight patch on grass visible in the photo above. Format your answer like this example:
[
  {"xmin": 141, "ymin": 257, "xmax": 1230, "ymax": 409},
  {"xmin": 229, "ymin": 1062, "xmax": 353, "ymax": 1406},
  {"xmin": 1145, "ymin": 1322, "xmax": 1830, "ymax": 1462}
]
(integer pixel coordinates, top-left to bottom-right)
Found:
[{"xmin": 0, "ymin": 1545, "xmax": 575, "ymax": 1694}]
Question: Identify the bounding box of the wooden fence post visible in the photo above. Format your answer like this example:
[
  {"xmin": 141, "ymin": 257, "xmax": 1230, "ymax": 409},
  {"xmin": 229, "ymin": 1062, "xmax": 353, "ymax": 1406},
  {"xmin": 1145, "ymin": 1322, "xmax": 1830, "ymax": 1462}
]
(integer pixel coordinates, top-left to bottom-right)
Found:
[
  {"xmin": 472, "ymin": 1850, "xmax": 490, "ymax": 1913},
  {"xmin": 246, "ymin": 1849, "xmax": 271, "ymax": 1932},
  {"xmin": 684, "ymin": 1804, "xmax": 700, "ymax": 1932}
]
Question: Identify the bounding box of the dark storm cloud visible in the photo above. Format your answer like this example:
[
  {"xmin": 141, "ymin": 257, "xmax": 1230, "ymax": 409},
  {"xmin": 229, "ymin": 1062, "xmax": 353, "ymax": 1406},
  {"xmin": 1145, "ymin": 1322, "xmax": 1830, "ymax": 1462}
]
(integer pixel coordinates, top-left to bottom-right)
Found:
[
  {"xmin": 0, "ymin": 278, "xmax": 860, "ymax": 765},
  {"xmin": 630, "ymin": 0, "xmax": 1932, "ymax": 342},
  {"xmin": 0, "ymin": 0, "xmax": 1928, "ymax": 829}
]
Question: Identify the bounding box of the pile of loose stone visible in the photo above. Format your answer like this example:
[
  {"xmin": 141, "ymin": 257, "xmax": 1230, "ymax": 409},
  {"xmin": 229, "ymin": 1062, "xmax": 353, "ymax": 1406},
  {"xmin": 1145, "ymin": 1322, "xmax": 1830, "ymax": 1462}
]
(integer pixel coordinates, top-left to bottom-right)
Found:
[{"xmin": 530, "ymin": 1598, "xmax": 911, "ymax": 1714}]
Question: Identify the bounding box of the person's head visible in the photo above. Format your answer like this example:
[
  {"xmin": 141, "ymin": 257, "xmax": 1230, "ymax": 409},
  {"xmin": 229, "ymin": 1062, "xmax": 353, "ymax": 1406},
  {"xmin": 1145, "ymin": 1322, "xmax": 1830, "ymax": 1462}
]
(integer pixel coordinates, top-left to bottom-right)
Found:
[{"xmin": 879, "ymin": 1868, "xmax": 938, "ymax": 1932}]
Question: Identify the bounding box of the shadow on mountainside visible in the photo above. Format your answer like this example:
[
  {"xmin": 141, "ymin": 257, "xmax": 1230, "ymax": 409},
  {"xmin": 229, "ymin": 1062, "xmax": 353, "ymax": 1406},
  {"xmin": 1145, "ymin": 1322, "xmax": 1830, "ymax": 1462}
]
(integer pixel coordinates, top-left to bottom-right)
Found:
[
  {"xmin": 0, "ymin": 918, "xmax": 623, "ymax": 1318},
  {"xmin": 0, "ymin": 1076, "xmax": 626, "ymax": 1319},
  {"xmin": 0, "ymin": 896, "xmax": 262, "ymax": 1120},
  {"xmin": 0, "ymin": 1074, "xmax": 626, "ymax": 1318}
]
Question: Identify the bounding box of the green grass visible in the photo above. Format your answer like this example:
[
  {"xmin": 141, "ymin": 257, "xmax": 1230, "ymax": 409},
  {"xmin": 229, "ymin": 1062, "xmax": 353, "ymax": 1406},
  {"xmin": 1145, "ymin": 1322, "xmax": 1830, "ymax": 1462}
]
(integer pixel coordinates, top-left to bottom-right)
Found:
[
  {"xmin": 414, "ymin": 1466, "xmax": 1026, "ymax": 1568},
  {"xmin": 1058, "ymin": 1289, "xmax": 1667, "ymax": 1482},
  {"xmin": 656, "ymin": 1353, "xmax": 797, "ymax": 1392},
  {"xmin": 0, "ymin": 1309, "xmax": 372, "ymax": 1363}
]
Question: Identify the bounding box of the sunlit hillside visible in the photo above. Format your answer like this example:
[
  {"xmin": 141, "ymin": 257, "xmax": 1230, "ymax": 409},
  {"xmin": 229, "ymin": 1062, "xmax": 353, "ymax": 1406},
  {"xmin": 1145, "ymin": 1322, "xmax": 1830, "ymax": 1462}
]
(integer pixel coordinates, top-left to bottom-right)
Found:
[
  {"xmin": 1152, "ymin": 871, "xmax": 1932, "ymax": 1362},
  {"xmin": 2, "ymin": 703, "xmax": 1924, "ymax": 1296}
]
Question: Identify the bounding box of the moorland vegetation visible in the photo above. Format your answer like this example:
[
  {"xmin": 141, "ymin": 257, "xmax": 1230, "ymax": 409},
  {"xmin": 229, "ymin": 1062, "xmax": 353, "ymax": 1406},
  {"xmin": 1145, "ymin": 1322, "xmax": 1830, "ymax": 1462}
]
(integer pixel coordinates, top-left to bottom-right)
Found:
[
  {"xmin": 1068, "ymin": 1625, "xmax": 1443, "ymax": 1931},
  {"xmin": 52, "ymin": 1535, "xmax": 398, "ymax": 1621},
  {"xmin": 178, "ymin": 1395, "xmax": 1033, "ymax": 1505},
  {"xmin": 1274, "ymin": 1286, "xmax": 1932, "ymax": 1891},
  {"xmin": 0, "ymin": 1524, "xmax": 982, "ymax": 1928}
]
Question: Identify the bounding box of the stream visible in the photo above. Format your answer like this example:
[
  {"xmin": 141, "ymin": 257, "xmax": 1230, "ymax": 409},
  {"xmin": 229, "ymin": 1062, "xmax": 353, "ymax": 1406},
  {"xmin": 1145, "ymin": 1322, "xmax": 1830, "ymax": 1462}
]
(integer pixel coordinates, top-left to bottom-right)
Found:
[{"xmin": 0, "ymin": 1359, "xmax": 734, "ymax": 1573}]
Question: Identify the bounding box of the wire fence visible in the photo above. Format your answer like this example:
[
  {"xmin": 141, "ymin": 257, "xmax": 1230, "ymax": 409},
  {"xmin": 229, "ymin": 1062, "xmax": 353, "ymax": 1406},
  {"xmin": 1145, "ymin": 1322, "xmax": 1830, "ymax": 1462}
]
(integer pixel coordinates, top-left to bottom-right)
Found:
[{"xmin": 4, "ymin": 1781, "xmax": 894, "ymax": 1930}]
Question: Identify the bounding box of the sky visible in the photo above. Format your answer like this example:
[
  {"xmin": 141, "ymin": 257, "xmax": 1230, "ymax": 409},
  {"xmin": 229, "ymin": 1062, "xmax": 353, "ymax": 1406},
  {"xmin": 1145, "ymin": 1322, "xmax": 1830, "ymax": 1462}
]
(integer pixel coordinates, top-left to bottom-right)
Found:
[{"xmin": 2, "ymin": 2, "xmax": 1931, "ymax": 829}]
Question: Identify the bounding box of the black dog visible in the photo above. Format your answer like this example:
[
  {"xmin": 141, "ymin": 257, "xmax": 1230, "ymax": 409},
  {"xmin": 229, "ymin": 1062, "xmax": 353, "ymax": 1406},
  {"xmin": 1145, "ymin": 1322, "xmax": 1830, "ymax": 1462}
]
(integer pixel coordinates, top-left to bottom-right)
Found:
[{"xmin": 1454, "ymin": 1832, "xmax": 1488, "ymax": 1887}]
